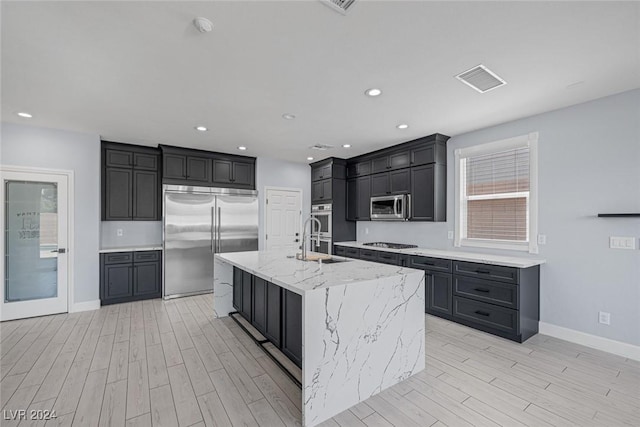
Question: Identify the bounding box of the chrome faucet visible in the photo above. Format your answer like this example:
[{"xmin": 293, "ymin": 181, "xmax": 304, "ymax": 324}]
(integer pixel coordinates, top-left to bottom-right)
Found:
[{"xmin": 300, "ymin": 216, "xmax": 321, "ymax": 261}]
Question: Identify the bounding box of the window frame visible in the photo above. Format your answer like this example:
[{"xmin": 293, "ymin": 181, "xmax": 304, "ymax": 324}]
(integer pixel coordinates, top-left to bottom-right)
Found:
[{"xmin": 454, "ymin": 132, "xmax": 539, "ymax": 254}]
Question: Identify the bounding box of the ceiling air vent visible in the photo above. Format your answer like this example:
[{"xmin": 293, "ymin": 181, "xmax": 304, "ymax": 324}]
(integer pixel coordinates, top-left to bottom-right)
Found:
[
  {"xmin": 320, "ymin": 0, "xmax": 357, "ymax": 15},
  {"xmin": 456, "ymin": 64, "xmax": 506, "ymax": 93},
  {"xmin": 310, "ymin": 144, "xmax": 334, "ymax": 151}
]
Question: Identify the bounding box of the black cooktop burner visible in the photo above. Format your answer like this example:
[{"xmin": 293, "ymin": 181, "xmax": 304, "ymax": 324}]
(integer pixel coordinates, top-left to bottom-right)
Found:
[{"xmin": 363, "ymin": 242, "xmax": 418, "ymax": 249}]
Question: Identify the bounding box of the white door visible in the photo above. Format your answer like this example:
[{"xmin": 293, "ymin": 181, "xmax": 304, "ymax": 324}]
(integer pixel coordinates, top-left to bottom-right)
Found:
[
  {"xmin": 265, "ymin": 188, "xmax": 302, "ymax": 251},
  {"xmin": 0, "ymin": 168, "xmax": 69, "ymax": 321}
]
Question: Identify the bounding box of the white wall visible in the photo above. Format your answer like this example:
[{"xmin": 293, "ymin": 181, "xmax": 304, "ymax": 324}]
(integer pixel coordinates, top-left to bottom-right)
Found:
[
  {"xmin": 101, "ymin": 221, "xmax": 162, "ymax": 248},
  {"xmin": 359, "ymin": 89, "xmax": 640, "ymax": 346},
  {"xmin": 256, "ymin": 156, "xmax": 311, "ymax": 250},
  {"xmin": 1, "ymin": 122, "xmax": 101, "ymax": 304}
]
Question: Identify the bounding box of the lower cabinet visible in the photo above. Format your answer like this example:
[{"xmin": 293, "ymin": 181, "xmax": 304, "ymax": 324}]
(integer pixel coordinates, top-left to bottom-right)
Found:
[
  {"xmin": 100, "ymin": 251, "xmax": 161, "ymax": 305},
  {"xmin": 233, "ymin": 268, "xmax": 296, "ymax": 366},
  {"xmin": 425, "ymin": 271, "xmax": 453, "ymax": 316},
  {"xmin": 282, "ymin": 290, "xmax": 302, "ymax": 368}
]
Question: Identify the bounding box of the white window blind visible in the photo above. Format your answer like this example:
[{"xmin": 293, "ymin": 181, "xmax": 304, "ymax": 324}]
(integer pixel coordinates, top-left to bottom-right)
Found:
[{"xmin": 455, "ymin": 133, "xmax": 538, "ymax": 253}]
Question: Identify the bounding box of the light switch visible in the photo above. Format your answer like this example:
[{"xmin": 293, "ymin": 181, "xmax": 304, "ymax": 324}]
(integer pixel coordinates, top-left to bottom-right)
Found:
[
  {"xmin": 609, "ymin": 236, "xmax": 636, "ymax": 250},
  {"xmin": 117, "ymin": 228, "xmax": 123, "ymax": 237},
  {"xmin": 447, "ymin": 231, "xmax": 454, "ymax": 240},
  {"xmin": 537, "ymin": 234, "xmax": 546, "ymax": 245}
]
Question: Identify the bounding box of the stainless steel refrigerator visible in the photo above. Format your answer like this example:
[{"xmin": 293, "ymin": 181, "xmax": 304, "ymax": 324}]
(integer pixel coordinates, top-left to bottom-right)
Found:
[{"xmin": 163, "ymin": 185, "xmax": 258, "ymax": 299}]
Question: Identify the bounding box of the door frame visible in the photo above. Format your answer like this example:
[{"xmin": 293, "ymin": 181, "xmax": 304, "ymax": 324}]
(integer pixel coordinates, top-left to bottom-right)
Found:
[
  {"xmin": 264, "ymin": 186, "xmax": 303, "ymax": 251},
  {"xmin": 0, "ymin": 165, "xmax": 75, "ymax": 320}
]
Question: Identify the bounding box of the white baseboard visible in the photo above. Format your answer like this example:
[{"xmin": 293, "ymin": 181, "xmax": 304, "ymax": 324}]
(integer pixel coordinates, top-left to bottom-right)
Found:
[
  {"xmin": 539, "ymin": 322, "xmax": 640, "ymax": 361},
  {"xmin": 71, "ymin": 300, "xmax": 100, "ymax": 313}
]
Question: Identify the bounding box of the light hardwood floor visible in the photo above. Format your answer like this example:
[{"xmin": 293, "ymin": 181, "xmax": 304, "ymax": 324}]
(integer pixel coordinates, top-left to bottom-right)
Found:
[{"xmin": 1, "ymin": 295, "xmax": 638, "ymax": 427}]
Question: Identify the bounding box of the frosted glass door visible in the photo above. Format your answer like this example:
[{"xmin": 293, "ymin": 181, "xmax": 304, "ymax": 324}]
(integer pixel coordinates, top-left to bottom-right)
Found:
[
  {"xmin": 5, "ymin": 181, "xmax": 58, "ymax": 301},
  {"xmin": 1, "ymin": 170, "xmax": 68, "ymax": 320}
]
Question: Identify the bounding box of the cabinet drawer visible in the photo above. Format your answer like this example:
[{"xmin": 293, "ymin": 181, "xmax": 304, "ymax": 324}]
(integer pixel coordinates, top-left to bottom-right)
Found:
[
  {"xmin": 409, "ymin": 256, "xmax": 451, "ymax": 273},
  {"xmin": 453, "ymin": 297, "xmax": 518, "ymax": 335},
  {"xmin": 398, "ymin": 254, "xmax": 410, "ymax": 268},
  {"xmin": 453, "ymin": 276, "xmax": 518, "ymax": 309},
  {"xmin": 453, "ymin": 261, "xmax": 518, "ymax": 284},
  {"xmin": 103, "ymin": 252, "xmax": 133, "ymax": 264},
  {"xmin": 376, "ymin": 251, "xmax": 399, "ymax": 265},
  {"xmin": 134, "ymin": 251, "xmax": 160, "ymax": 262},
  {"xmin": 344, "ymin": 247, "xmax": 360, "ymax": 259},
  {"xmin": 334, "ymin": 246, "xmax": 346, "ymax": 256},
  {"xmin": 359, "ymin": 249, "xmax": 379, "ymax": 262}
]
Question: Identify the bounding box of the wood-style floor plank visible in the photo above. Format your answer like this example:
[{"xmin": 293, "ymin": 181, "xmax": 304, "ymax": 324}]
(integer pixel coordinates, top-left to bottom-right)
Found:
[{"xmin": 2, "ymin": 297, "xmax": 638, "ymax": 427}]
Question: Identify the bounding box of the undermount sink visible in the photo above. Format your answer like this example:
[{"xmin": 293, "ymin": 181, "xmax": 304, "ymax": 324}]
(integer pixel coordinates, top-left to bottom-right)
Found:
[{"xmin": 290, "ymin": 254, "xmax": 349, "ymax": 264}]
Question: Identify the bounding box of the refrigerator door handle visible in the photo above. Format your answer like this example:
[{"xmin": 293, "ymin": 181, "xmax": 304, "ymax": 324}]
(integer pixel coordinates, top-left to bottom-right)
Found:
[
  {"xmin": 217, "ymin": 207, "xmax": 222, "ymax": 252},
  {"xmin": 211, "ymin": 206, "xmax": 215, "ymax": 253}
]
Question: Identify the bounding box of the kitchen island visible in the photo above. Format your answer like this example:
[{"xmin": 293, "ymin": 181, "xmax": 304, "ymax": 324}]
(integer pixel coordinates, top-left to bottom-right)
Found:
[{"xmin": 213, "ymin": 250, "xmax": 425, "ymax": 427}]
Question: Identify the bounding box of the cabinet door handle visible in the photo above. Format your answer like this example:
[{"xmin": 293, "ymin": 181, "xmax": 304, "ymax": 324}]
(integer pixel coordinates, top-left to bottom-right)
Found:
[
  {"xmin": 474, "ymin": 288, "xmax": 490, "ymax": 293},
  {"xmin": 475, "ymin": 269, "xmax": 491, "ymax": 274},
  {"xmin": 474, "ymin": 310, "xmax": 490, "ymax": 317}
]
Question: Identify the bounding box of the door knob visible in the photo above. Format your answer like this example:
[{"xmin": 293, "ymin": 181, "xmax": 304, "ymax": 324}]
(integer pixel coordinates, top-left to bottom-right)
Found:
[{"xmin": 51, "ymin": 248, "xmax": 66, "ymax": 253}]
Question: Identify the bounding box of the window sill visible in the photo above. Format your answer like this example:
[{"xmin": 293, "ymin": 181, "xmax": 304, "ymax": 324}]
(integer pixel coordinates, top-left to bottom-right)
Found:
[{"xmin": 455, "ymin": 238, "xmax": 538, "ymax": 254}]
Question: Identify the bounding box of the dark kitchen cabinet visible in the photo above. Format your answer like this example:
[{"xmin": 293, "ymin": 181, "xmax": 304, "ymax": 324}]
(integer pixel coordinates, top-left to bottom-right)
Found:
[
  {"xmin": 100, "ymin": 251, "xmax": 162, "ymax": 305},
  {"xmin": 212, "ymin": 158, "xmax": 255, "ymax": 189},
  {"xmin": 163, "ymin": 154, "xmax": 187, "ymax": 180},
  {"xmin": 371, "ymin": 150, "xmax": 410, "ymax": 174},
  {"xmin": 347, "ymin": 160, "xmax": 371, "ymax": 178},
  {"xmin": 371, "ymin": 170, "xmax": 410, "ymax": 197},
  {"xmin": 162, "ymin": 154, "xmax": 211, "ymax": 183},
  {"xmin": 312, "ymin": 163, "xmax": 332, "ymax": 182},
  {"xmin": 133, "ymin": 262, "xmax": 161, "ymax": 296},
  {"xmin": 312, "ymin": 179, "xmax": 332, "ymax": 202},
  {"xmin": 102, "ymin": 142, "xmax": 160, "ymax": 221},
  {"xmin": 104, "ymin": 168, "xmax": 133, "ymax": 220},
  {"xmin": 426, "ymin": 272, "xmax": 453, "ymax": 316},
  {"xmin": 161, "ymin": 145, "xmax": 256, "ymax": 190},
  {"xmin": 252, "ymin": 276, "xmax": 268, "ymax": 335},
  {"xmin": 265, "ymin": 282, "xmax": 282, "ymax": 347},
  {"xmin": 354, "ymin": 176, "xmax": 371, "ymax": 220},
  {"xmin": 103, "ymin": 264, "xmax": 133, "ymax": 300},
  {"xmin": 187, "ymin": 156, "xmax": 211, "ymax": 182},
  {"xmin": 233, "ymin": 267, "xmax": 242, "ymax": 312},
  {"xmin": 282, "ymin": 289, "xmax": 302, "ymax": 368},
  {"xmin": 347, "ymin": 176, "xmax": 371, "ymax": 221},
  {"xmin": 133, "ymin": 170, "xmax": 158, "ymax": 220},
  {"xmin": 411, "ymin": 163, "xmax": 446, "ymax": 221},
  {"xmin": 241, "ymin": 270, "xmax": 253, "ymax": 322}
]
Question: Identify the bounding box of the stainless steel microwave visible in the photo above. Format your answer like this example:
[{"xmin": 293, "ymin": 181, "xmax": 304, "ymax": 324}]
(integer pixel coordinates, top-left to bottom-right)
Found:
[{"xmin": 370, "ymin": 194, "xmax": 411, "ymax": 221}]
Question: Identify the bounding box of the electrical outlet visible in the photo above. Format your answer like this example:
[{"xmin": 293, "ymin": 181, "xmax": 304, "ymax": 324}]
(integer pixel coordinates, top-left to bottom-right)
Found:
[
  {"xmin": 609, "ymin": 236, "xmax": 636, "ymax": 250},
  {"xmin": 365, "ymin": 227, "xmax": 369, "ymax": 235},
  {"xmin": 447, "ymin": 231, "xmax": 454, "ymax": 240},
  {"xmin": 537, "ymin": 234, "xmax": 546, "ymax": 245},
  {"xmin": 599, "ymin": 311, "xmax": 611, "ymax": 325},
  {"xmin": 116, "ymin": 228, "xmax": 123, "ymax": 237}
]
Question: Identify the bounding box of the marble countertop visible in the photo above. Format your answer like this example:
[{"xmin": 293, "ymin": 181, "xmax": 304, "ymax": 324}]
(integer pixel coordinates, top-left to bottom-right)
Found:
[
  {"xmin": 99, "ymin": 246, "xmax": 163, "ymax": 253},
  {"xmin": 215, "ymin": 250, "xmax": 423, "ymax": 295},
  {"xmin": 334, "ymin": 241, "xmax": 545, "ymax": 268}
]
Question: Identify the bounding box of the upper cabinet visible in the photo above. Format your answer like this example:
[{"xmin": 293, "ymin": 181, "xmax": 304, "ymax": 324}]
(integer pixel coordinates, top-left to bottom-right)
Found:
[
  {"xmin": 102, "ymin": 142, "xmax": 160, "ymax": 221},
  {"xmin": 160, "ymin": 145, "xmax": 255, "ymax": 190},
  {"xmin": 371, "ymin": 150, "xmax": 411, "ymax": 174},
  {"xmin": 309, "ymin": 159, "xmax": 346, "ymax": 203},
  {"xmin": 344, "ymin": 133, "xmax": 449, "ymax": 222}
]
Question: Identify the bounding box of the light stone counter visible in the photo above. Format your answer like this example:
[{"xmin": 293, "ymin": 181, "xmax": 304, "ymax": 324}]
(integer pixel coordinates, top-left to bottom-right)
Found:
[
  {"xmin": 213, "ymin": 250, "xmax": 425, "ymax": 427},
  {"xmin": 99, "ymin": 245, "xmax": 163, "ymax": 253},
  {"xmin": 335, "ymin": 241, "xmax": 546, "ymax": 268}
]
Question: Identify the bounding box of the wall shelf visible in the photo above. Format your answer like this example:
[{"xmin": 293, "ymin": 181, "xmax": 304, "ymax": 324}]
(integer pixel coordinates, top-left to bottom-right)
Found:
[{"xmin": 597, "ymin": 213, "xmax": 640, "ymax": 218}]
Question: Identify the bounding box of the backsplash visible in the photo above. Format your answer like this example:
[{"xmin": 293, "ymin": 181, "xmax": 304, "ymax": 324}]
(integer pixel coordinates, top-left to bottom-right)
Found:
[{"xmin": 100, "ymin": 221, "xmax": 162, "ymax": 248}]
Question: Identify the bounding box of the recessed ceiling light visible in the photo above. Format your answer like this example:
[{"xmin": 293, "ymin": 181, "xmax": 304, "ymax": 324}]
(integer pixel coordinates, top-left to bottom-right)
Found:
[
  {"xmin": 282, "ymin": 113, "xmax": 296, "ymax": 120},
  {"xmin": 307, "ymin": 157, "xmax": 314, "ymax": 161},
  {"xmin": 365, "ymin": 88, "xmax": 382, "ymax": 97},
  {"xmin": 342, "ymin": 144, "xmax": 351, "ymax": 148},
  {"xmin": 396, "ymin": 124, "xmax": 409, "ymax": 130},
  {"xmin": 195, "ymin": 126, "xmax": 208, "ymax": 132},
  {"xmin": 237, "ymin": 146, "xmax": 247, "ymax": 151},
  {"xmin": 17, "ymin": 112, "xmax": 33, "ymax": 118}
]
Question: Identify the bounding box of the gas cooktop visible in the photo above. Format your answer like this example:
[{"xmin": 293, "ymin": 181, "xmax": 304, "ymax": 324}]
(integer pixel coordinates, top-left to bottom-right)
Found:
[{"xmin": 363, "ymin": 242, "xmax": 418, "ymax": 249}]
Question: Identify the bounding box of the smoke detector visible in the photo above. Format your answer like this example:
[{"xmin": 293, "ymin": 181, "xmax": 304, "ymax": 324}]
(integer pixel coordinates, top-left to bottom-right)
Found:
[{"xmin": 193, "ymin": 17, "xmax": 214, "ymax": 33}]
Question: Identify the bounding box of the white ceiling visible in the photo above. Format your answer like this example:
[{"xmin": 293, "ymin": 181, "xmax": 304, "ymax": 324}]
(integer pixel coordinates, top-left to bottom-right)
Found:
[{"xmin": 2, "ymin": 1, "xmax": 639, "ymax": 163}]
